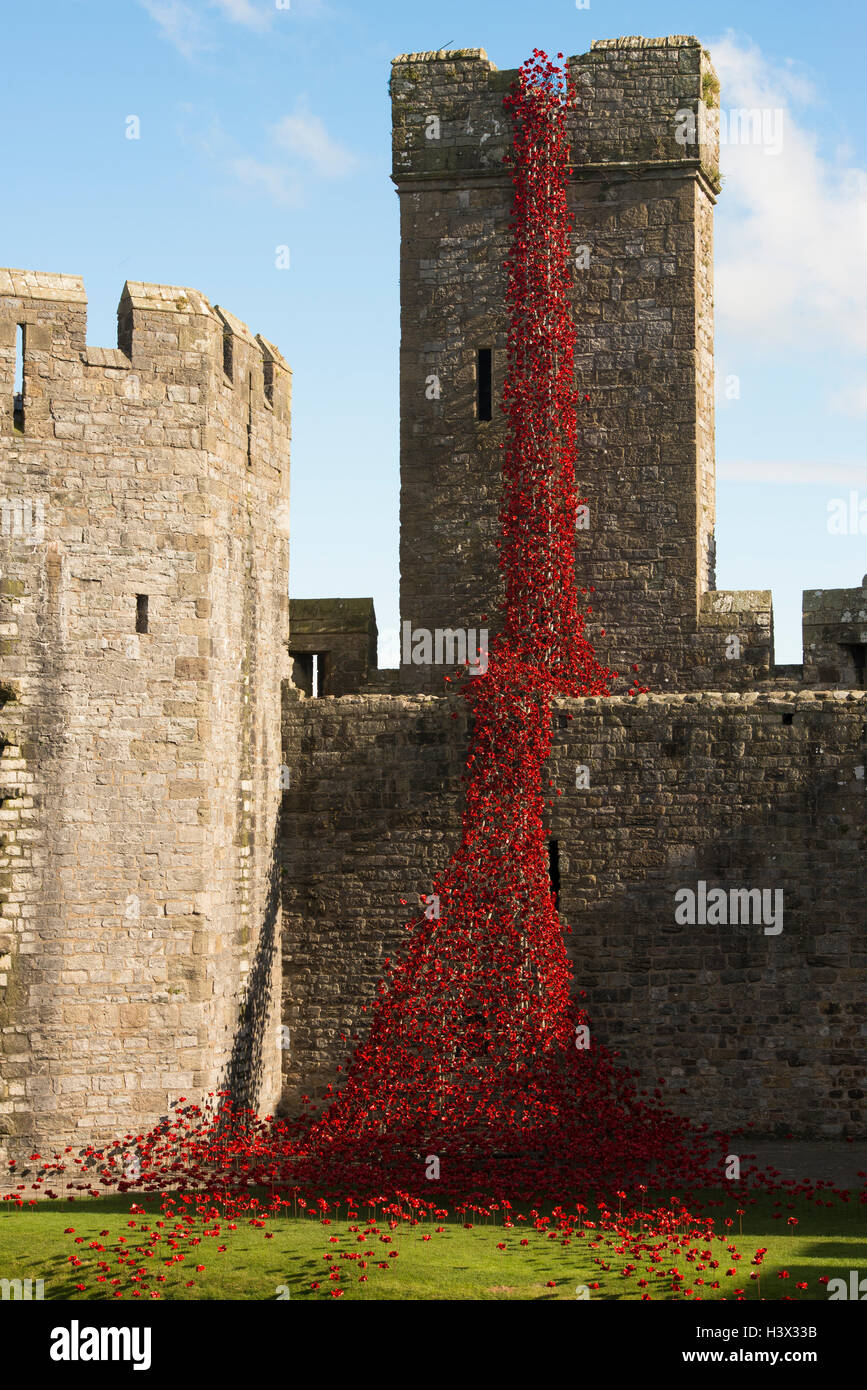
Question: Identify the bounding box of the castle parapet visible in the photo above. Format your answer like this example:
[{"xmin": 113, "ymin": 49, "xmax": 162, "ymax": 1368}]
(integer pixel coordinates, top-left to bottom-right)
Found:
[
  {"xmin": 0, "ymin": 271, "xmax": 290, "ymax": 472},
  {"xmin": 803, "ymin": 577, "xmax": 867, "ymax": 686},
  {"xmin": 391, "ymin": 37, "xmax": 719, "ymax": 188}
]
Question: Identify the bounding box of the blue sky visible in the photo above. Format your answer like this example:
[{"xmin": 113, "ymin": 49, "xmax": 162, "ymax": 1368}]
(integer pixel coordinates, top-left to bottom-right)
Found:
[{"xmin": 3, "ymin": 0, "xmax": 865, "ymax": 664}]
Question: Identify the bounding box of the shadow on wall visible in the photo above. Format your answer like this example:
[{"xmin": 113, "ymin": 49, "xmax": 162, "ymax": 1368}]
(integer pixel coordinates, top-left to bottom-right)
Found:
[
  {"xmin": 277, "ymin": 696, "xmax": 865, "ymax": 1138},
  {"xmin": 220, "ymin": 855, "xmax": 281, "ymax": 1113},
  {"xmin": 561, "ymin": 781, "xmax": 864, "ymax": 1136}
]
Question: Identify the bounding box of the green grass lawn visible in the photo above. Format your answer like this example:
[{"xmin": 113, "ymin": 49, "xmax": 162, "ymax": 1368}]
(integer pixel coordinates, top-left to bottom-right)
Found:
[{"xmin": 0, "ymin": 1190, "xmax": 862, "ymax": 1301}]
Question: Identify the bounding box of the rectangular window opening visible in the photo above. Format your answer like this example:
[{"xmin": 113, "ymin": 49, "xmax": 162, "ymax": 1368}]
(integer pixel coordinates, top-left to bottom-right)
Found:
[
  {"xmin": 222, "ymin": 331, "xmax": 233, "ymax": 382},
  {"xmin": 289, "ymin": 651, "xmax": 329, "ymax": 698},
  {"xmin": 263, "ymin": 358, "xmax": 275, "ymax": 406},
  {"xmin": 842, "ymin": 643, "xmax": 866, "ymax": 687},
  {"xmin": 247, "ymin": 372, "xmax": 254, "ymax": 468},
  {"xmin": 13, "ymin": 324, "xmax": 25, "ymax": 432},
  {"xmin": 135, "ymin": 594, "xmax": 149, "ymax": 634},
  {"xmin": 548, "ymin": 838, "xmax": 561, "ymax": 911},
  {"xmin": 289, "ymin": 652, "xmax": 314, "ymax": 697},
  {"xmin": 477, "ymin": 347, "xmax": 492, "ymax": 421},
  {"xmin": 312, "ymin": 652, "xmax": 330, "ymax": 698}
]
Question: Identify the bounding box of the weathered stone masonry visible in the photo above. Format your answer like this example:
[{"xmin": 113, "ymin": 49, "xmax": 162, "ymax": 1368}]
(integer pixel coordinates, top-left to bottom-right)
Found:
[
  {"xmin": 2, "ymin": 36, "xmax": 864, "ymax": 1162},
  {"xmin": 281, "ymin": 690, "xmax": 866, "ymax": 1135},
  {"xmin": 0, "ymin": 270, "xmax": 290, "ymax": 1163}
]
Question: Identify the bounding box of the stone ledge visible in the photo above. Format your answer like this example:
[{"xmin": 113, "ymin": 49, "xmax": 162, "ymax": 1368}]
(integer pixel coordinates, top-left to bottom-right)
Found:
[
  {"xmin": 121, "ymin": 280, "xmax": 213, "ymax": 317},
  {"xmin": 80, "ymin": 346, "xmax": 132, "ymax": 369},
  {"xmin": 589, "ymin": 35, "xmax": 701, "ymax": 50},
  {"xmin": 392, "ymin": 48, "xmax": 491, "ymax": 65},
  {"xmin": 284, "ymin": 689, "xmax": 867, "ymax": 711},
  {"xmin": 0, "ymin": 267, "xmax": 87, "ymax": 303}
]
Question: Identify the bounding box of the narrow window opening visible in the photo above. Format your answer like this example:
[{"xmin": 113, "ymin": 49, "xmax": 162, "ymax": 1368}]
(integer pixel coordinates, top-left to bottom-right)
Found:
[
  {"xmin": 664, "ymin": 723, "xmax": 689, "ymax": 758},
  {"xmin": 135, "ymin": 594, "xmax": 149, "ymax": 634},
  {"xmin": 222, "ymin": 331, "xmax": 233, "ymax": 382},
  {"xmin": 548, "ymin": 838, "xmax": 561, "ymax": 911},
  {"xmin": 289, "ymin": 651, "xmax": 329, "ymax": 698},
  {"xmin": 781, "ymin": 712, "xmax": 794, "ymax": 726},
  {"xmin": 263, "ymin": 357, "xmax": 275, "ymax": 406},
  {"xmin": 13, "ymin": 324, "xmax": 25, "ymax": 432},
  {"xmin": 842, "ymin": 643, "xmax": 866, "ymax": 687},
  {"xmin": 476, "ymin": 347, "xmax": 492, "ymax": 421},
  {"xmin": 247, "ymin": 372, "xmax": 253, "ymax": 467},
  {"xmin": 311, "ymin": 652, "xmax": 329, "ymax": 697}
]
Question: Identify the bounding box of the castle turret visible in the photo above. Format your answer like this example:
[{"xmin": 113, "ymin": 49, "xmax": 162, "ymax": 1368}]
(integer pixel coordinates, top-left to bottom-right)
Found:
[{"xmin": 0, "ymin": 270, "xmax": 291, "ymax": 1164}]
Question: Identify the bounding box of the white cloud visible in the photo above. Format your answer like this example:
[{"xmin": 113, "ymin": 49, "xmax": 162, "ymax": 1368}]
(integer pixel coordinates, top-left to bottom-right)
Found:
[
  {"xmin": 227, "ymin": 102, "xmax": 356, "ymax": 206},
  {"xmin": 184, "ymin": 101, "xmax": 355, "ymax": 208},
  {"xmin": 719, "ymin": 459, "xmax": 867, "ymax": 484},
  {"xmin": 229, "ymin": 156, "xmax": 302, "ymax": 205},
  {"xmin": 828, "ymin": 382, "xmax": 867, "ymax": 416},
  {"xmin": 378, "ymin": 626, "xmax": 400, "ymax": 668},
  {"xmin": 139, "ymin": 1, "xmax": 211, "ymax": 59},
  {"xmin": 140, "ymin": 0, "xmax": 279, "ymax": 55},
  {"xmin": 211, "ymin": 0, "xmax": 270, "ymax": 29},
  {"xmin": 272, "ymin": 99, "xmax": 358, "ymax": 178},
  {"xmin": 711, "ymin": 32, "xmax": 867, "ymax": 352}
]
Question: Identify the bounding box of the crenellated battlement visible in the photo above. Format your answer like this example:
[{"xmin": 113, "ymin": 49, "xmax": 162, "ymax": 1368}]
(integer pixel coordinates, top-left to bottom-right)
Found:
[
  {"xmin": 391, "ymin": 36, "xmax": 719, "ymax": 189},
  {"xmin": 0, "ymin": 271, "xmax": 291, "ymax": 473},
  {"xmin": 803, "ymin": 577, "xmax": 867, "ymax": 686}
]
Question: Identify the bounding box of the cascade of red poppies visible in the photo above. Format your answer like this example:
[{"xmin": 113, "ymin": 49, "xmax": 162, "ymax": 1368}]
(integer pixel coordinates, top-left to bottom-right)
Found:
[
  {"xmin": 45, "ymin": 53, "xmax": 728, "ymax": 1208},
  {"xmin": 279, "ymin": 52, "xmax": 723, "ymax": 1196},
  {"xmin": 500, "ymin": 51, "xmax": 597, "ymax": 682}
]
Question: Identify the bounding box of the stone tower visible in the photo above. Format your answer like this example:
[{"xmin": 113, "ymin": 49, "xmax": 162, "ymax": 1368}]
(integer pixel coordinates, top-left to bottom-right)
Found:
[
  {"xmin": 391, "ymin": 39, "xmax": 772, "ymax": 692},
  {"xmin": 0, "ymin": 270, "xmax": 291, "ymax": 1164},
  {"xmin": 279, "ymin": 41, "xmax": 865, "ymax": 1139}
]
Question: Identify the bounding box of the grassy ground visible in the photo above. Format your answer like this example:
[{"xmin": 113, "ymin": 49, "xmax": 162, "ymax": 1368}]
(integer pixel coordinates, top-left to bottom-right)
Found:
[{"xmin": 1, "ymin": 1189, "xmax": 862, "ymax": 1300}]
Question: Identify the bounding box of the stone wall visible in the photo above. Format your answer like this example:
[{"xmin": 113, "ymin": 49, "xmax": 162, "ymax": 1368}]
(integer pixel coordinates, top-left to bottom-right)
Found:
[
  {"xmin": 391, "ymin": 40, "xmax": 773, "ymax": 693},
  {"xmin": 0, "ymin": 269, "xmax": 291, "ymax": 1164},
  {"xmin": 280, "ymin": 690, "xmax": 866, "ymax": 1136},
  {"xmin": 280, "ymin": 693, "xmax": 468, "ymax": 1108}
]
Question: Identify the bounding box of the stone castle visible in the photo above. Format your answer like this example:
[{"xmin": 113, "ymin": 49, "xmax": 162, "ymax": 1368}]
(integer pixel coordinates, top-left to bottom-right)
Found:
[{"xmin": 1, "ymin": 38, "xmax": 864, "ymax": 1169}]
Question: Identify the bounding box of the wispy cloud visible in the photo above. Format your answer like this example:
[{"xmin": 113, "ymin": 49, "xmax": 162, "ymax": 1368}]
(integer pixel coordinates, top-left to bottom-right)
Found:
[
  {"xmin": 271, "ymin": 99, "xmax": 358, "ymax": 178},
  {"xmin": 211, "ymin": 0, "xmax": 271, "ymax": 30},
  {"xmin": 229, "ymin": 155, "xmax": 302, "ymax": 206},
  {"xmin": 139, "ymin": 1, "xmax": 212, "ymax": 59},
  {"xmin": 183, "ymin": 101, "xmax": 357, "ymax": 208},
  {"xmin": 140, "ymin": 0, "xmax": 286, "ymax": 56},
  {"xmin": 225, "ymin": 103, "xmax": 357, "ymax": 205}
]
